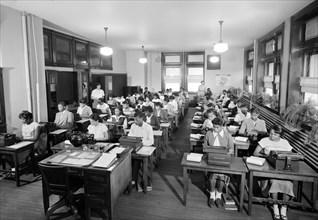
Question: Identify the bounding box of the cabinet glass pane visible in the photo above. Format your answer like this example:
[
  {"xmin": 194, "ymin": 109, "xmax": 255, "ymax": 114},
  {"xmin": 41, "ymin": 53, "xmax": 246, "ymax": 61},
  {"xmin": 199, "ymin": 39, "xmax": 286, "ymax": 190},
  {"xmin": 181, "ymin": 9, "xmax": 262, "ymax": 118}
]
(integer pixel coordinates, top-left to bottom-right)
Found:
[
  {"xmin": 90, "ymin": 46, "xmax": 101, "ymax": 66},
  {"xmin": 268, "ymin": 62, "xmax": 274, "ymax": 76},
  {"xmin": 75, "ymin": 42, "xmax": 87, "ymax": 65},
  {"xmin": 44, "ymin": 35, "xmax": 50, "ymax": 59},
  {"xmin": 265, "ymin": 40, "xmax": 275, "ymax": 54},
  {"xmin": 277, "ymin": 35, "xmax": 282, "ymax": 50},
  {"xmin": 56, "ymin": 37, "xmax": 71, "ymax": 62}
]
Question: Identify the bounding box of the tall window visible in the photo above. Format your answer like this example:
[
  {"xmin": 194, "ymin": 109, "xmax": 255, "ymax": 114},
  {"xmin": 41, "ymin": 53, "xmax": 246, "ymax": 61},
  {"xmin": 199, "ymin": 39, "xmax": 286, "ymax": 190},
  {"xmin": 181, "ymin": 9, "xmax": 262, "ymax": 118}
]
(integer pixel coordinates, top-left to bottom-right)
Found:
[{"xmin": 162, "ymin": 52, "xmax": 204, "ymax": 92}]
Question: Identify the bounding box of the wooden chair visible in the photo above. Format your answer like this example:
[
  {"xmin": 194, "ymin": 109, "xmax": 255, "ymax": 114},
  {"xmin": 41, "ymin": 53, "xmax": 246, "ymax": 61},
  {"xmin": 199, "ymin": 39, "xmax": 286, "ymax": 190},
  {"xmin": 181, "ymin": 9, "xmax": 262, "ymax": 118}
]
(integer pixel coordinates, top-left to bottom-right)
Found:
[{"xmin": 38, "ymin": 164, "xmax": 82, "ymax": 219}]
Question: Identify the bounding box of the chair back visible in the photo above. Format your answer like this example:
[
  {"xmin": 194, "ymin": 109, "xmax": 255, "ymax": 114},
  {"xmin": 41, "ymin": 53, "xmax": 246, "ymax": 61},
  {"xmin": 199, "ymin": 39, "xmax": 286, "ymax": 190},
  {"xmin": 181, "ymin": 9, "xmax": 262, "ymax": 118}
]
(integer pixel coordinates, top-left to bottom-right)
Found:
[{"xmin": 39, "ymin": 164, "xmax": 69, "ymax": 196}]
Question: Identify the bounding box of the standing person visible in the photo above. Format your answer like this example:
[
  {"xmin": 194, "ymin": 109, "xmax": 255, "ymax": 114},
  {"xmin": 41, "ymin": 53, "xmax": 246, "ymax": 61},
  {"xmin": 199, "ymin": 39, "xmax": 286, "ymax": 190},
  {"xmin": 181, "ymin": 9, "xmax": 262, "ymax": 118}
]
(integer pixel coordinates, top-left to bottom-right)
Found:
[
  {"xmin": 54, "ymin": 101, "xmax": 74, "ymax": 131},
  {"xmin": 91, "ymin": 83, "xmax": 105, "ymax": 108},
  {"xmin": 19, "ymin": 111, "xmax": 47, "ymax": 155},
  {"xmin": 77, "ymin": 98, "xmax": 93, "ymax": 119},
  {"xmin": 144, "ymin": 87, "xmax": 151, "ymax": 97},
  {"xmin": 198, "ymin": 81, "xmax": 207, "ymax": 100},
  {"xmin": 253, "ymin": 125, "xmax": 293, "ymax": 220}
]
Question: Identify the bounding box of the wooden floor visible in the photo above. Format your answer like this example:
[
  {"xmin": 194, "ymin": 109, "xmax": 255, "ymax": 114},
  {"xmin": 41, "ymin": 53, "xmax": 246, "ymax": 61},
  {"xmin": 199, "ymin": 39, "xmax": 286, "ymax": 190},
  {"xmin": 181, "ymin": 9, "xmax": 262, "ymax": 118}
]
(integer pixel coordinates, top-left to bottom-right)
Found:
[{"xmin": 1, "ymin": 108, "xmax": 318, "ymax": 220}]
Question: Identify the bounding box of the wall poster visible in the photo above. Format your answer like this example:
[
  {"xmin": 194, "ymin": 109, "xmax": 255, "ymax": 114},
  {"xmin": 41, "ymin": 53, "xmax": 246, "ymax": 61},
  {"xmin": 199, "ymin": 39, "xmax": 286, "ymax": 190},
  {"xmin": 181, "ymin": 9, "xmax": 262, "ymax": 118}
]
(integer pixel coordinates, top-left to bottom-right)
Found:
[{"xmin": 215, "ymin": 74, "xmax": 231, "ymax": 87}]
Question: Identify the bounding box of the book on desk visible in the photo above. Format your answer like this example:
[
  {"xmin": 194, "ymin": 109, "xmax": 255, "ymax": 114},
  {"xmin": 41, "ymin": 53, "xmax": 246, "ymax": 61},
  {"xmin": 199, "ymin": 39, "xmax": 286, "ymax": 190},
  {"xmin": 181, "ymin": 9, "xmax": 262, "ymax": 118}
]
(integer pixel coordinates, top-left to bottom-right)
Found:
[{"xmin": 186, "ymin": 153, "xmax": 203, "ymax": 163}]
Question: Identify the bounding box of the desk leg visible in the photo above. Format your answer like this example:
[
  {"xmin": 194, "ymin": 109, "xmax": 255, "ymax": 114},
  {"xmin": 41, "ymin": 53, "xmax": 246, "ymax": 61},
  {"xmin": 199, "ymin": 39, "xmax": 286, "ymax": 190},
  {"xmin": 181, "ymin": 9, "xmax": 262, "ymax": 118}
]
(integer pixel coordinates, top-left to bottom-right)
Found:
[
  {"xmin": 183, "ymin": 167, "xmax": 189, "ymax": 206},
  {"xmin": 143, "ymin": 158, "xmax": 148, "ymax": 193},
  {"xmin": 248, "ymin": 171, "xmax": 253, "ymax": 216},
  {"xmin": 312, "ymin": 178, "xmax": 317, "ymax": 211},
  {"xmin": 239, "ymin": 173, "xmax": 245, "ymax": 213},
  {"xmin": 190, "ymin": 143, "xmax": 194, "ymax": 152},
  {"xmin": 42, "ymin": 178, "xmax": 49, "ymax": 214},
  {"xmin": 149, "ymin": 154, "xmax": 153, "ymax": 183},
  {"xmin": 297, "ymin": 181, "xmax": 303, "ymax": 202},
  {"xmin": 14, "ymin": 153, "xmax": 20, "ymax": 187},
  {"xmin": 234, "ymin": 145, "xmax": 238, "ymax": 157}
]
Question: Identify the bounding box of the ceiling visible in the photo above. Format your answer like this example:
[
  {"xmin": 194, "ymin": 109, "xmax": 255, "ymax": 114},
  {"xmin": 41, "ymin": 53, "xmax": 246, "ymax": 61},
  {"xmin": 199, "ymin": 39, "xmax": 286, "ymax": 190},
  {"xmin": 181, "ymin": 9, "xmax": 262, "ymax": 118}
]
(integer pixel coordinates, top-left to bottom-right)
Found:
[{"xmin": 0, "ymin": 0, "xmax": 314, "ymax": 52}]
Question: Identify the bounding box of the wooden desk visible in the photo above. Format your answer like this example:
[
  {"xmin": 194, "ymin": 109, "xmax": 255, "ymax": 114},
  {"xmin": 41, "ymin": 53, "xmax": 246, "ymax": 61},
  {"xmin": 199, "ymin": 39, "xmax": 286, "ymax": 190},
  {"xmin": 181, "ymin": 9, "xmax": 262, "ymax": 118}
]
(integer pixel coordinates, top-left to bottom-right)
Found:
[
  {"xmin": 190, "ymin": 126, "xmax": 202, "ymax": 134},
  {"xmin": 0, "ymin": 141, "xmax": 35, "ymax": 186},
  {"xmin": 49, "ymin": 129, "xmax": 67, "ymax": 147},
  {"xmin": 160, "ymin": 122, "xmax": 170, "ymax": 149},
  {"xmin": 39, "ymin": 148, "xmax": 132, "ymax": 220},
  {"xmin": 189, "ymin": 138, "xmax": 204, "ymax": 152},
  {"xmin": 246, "ymin": 160, "xmax": 318, "ymax": 215},
  {"xmin": 76, "ymin": 119, "xmax": 90, "ymax": 132},
  {"xmin": 132, "ymin": 146, "xmax": 155, "ymax": 193},
  {"xmin": 233, "ymin": 140, "xmax": 250, "ymax": 157},
  {"xmin": 181, "ymin": 153, "xmax": 248, "ymax": 213}
]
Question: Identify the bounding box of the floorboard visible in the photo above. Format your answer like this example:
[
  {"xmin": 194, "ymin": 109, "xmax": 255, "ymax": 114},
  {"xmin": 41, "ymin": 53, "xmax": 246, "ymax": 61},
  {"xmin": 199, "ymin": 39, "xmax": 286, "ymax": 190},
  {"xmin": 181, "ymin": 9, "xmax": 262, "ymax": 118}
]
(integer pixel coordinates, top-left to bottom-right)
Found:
[{"xmin": 1, "ymin": 108, "xmax": 317, "ymax": 220}]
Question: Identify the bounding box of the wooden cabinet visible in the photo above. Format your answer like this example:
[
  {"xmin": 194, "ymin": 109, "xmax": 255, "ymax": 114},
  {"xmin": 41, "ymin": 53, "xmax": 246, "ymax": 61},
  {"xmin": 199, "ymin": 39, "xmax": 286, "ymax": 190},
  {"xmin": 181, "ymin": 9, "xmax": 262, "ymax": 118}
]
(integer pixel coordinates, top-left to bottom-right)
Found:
[
  {"xmin": 89, "ymin": 43, "xmax": 101, "ymax": 68},
  {"xmin": 0, "ymin": 68, "xmax": 6, "ymax": 132},
  {"xmin": 52, "ymin": 32, "xmax": 73, "ymax": 67},
  {"xmin": 74, "ymin": 39, "xmax": 89, "ymax": 69},
  {"xmin": 43, "ymin": 29, "xmax": 53, "ymax": 66}
]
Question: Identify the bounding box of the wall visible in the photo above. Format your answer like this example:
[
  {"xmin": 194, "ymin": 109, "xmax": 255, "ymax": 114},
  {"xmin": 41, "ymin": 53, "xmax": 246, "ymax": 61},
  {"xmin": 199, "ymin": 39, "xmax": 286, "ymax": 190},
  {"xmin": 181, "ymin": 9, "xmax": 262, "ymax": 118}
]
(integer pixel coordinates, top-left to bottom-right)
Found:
[
  {"xmin": 146, "ymin": 52, "xmax": 162, "ymax": 93},
  {"xmin": 0, "ymin": 5, "xmax": 29, "ymax": 134},
  {"xmin": 204, "ymin": 48, "xmax": 244, "ymax": 97},
  {"xmin": 126, "ymin": 50, "xmax": 145, "ymax": 88}
]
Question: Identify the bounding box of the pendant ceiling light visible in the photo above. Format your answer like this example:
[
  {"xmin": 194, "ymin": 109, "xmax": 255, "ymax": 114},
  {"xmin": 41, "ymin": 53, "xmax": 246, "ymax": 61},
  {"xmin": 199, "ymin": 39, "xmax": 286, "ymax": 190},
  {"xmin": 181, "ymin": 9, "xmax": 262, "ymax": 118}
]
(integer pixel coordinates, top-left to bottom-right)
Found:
[
  {"xmin": 100, "ymin": 27, "xmax": 113, "ymax": 56},
  {"xmin": 213, "ymin": 21, "xmax": 228, "ymax": 53},
  {"xmin": 139, "ymin": 45, "xmax": 147, "ymax": 64}
]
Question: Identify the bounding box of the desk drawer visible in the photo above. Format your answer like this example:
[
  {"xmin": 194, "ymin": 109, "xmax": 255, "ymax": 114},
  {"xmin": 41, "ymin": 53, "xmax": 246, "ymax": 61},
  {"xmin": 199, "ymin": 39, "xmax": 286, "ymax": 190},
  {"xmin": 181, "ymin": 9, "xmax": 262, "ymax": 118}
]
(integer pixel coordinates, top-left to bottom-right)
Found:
[{"xmin": 86, "ymin": 195, "xmax": 108, "ymax": 207}]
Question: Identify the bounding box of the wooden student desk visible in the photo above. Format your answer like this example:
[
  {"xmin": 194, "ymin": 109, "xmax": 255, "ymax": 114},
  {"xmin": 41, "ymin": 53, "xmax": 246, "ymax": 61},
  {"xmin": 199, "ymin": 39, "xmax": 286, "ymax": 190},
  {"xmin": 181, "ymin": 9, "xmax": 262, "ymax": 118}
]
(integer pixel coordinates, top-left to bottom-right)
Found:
[
  {"xmin": 189, "ymin": 137, "xmax": 204, "ymax": 152},
  {"xmin": 160, "ymin": 122, "xmax": 170, "ymax": 149},
  {"xmin": 181, "ymin": 153, "xmax": 248, "ymax": 213},
  {"xmin": 0, "ymin": 141, "xmax": 35, "ymax": 186},
  {"xmin": 246, "ymin": 160, "xmax": 318, "ymax": 216},
  {"xmin": 39, "ymin": 148, "xmax": 132, "ymax": 220}
]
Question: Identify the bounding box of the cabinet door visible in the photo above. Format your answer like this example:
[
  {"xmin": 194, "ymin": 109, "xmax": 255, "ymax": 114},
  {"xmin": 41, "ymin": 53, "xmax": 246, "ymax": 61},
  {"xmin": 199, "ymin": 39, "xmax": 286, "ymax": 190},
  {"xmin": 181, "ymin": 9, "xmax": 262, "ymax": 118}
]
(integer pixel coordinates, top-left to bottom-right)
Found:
[
  {"xmin": 43, "ymin": 29, "xmax": 53, "ymax": 66},
  {"xmin": 53, "ymin": 33, "xmax": 73, "ymax": 67},
  {"xmin": 74, "ymin": 39, "xmax": 89, "ymax": 68},
  {"xmin": 89, "ymin": 43, "xmax": 101, "ymax": 68},
  {"xmin": 101, "ymin": 54, "xmax": 113, "ymax": 70}
]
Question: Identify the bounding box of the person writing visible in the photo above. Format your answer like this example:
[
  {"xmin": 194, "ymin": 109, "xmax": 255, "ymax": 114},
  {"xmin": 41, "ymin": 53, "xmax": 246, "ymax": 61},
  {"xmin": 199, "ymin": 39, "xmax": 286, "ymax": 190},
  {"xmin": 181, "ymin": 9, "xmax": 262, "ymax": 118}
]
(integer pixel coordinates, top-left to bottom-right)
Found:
[
  {"xmin": 96, "ymin": 98, "xmax": 112, "ymax": 116},
  {"xmin": 238, "ymin": 108, "xmax": 267, "ymax": 137},
  {"xmin": 234, "ymin": 104, "xmax": 250, "ymax": 125},
  {"xmin": 203, "ymin": 118, "xmax": 234, "ymax": 208},
  {"xmin": 144, "ymin": 106, "xmax": 160, "ymax": 130},
  {"xmin": 91, "ymin": 83, "xmax": 105, "ymax": 108},
  {"xmin": 87, "ymin": 113, "xmax": 109, "ymax": 141},
  {"xmin": 19, "ymin": 110, "xmax": 47, "ymax": 155},
  {"xmin": 253, "ymin": 125, "xmax": 293, "ymax": 220},
  {"xmin": 77, "ymin": 98, "xmax": 92, "ymax": 119},
  {"xmin": 128, "ymin": 112, "xmax": 154, "ymax": 191},
  {"xmin": 54, "ymin": 101, "xmax": 74, "ymax": 130}
]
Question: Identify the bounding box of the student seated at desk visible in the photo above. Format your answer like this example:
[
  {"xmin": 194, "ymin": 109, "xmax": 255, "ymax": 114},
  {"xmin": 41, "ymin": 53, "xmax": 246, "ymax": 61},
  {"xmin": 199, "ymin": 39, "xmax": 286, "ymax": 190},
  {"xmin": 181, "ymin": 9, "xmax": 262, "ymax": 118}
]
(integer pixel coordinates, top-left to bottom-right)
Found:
[
  {"xmin": 238, "ymin": 107, "xmax": 267, "ymax": 138},
  {"xmin": 96, "ymin": 98, "xmax": 112, "ymax": 116},
  {"xmin": 135, "ymin": 97, "xmax": 147, "ymax": 112},
  {"xmin": 163, "ymin": 96, "xmax": 175, "ymax": 117},
  {"xmin": 144, "ymin": 96, "xmax": 155, "ymax": 109},
  {"xmin": 108, "ymin": 107, "xmax": 127, "ymax": 129},
  {"xmin": 230, "ymin": 99, "xmax": 242, "ymax": 117},
  {"xmin": 128, "ymin": 112, "xmax": 154, "ymax": 190},
  {"xmin": 144, "ymin": 106, "xmax": 160, "ymax": 130},
  {"xmin": 107, "ymin": 95, "xmax": 118, "ymax": 107},
  {"xmin": 234, "ymin": 104, "xmax": 250, "ymax": 125},
  {"xmin": 152, "ymin": 93, "xmax": 162, "ymax": 104},
  {"xmin": 203, "ymin": 118, "xmax": 234, "ymax": 208},
  {"xmin": 122, "ymin": 100, "xmax": 135, "ymax": 116},
  {"xmin": 253, "ymin": 125, "xmax": 293, "ymax": 220},
  {"xmin": 77, "ymin": 98, "xmax": 93, "ymax": 119},
  {"xmin": 88, "ymin": 113, "xmax": 109, "ymax": 141},
  {"xmin": 19, "ymin": 110, "xmax": 47, "ymax": 155},
  {"xmin": 154, "ymin": 102, "xmax": 168, "ymax": 122},
  {"xmin": 202, "ymin": 109, "xmax": 218, "ymax": 131},
  {"xmin": 54, "ymin": 101, "xmax": 74, "ymax": 130},
  {"xmin": 169, "ymin": 95, "xmax": 179, "ymax": 114}
]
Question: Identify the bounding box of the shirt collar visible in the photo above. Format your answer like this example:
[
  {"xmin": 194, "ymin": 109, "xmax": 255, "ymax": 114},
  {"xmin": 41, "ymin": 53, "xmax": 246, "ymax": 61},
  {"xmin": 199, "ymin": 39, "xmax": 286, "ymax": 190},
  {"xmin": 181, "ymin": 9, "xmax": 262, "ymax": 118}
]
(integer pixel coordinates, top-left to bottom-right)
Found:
[{"xmin": 213, "ymin": 129, "xmax": 224, "ymax": 137}]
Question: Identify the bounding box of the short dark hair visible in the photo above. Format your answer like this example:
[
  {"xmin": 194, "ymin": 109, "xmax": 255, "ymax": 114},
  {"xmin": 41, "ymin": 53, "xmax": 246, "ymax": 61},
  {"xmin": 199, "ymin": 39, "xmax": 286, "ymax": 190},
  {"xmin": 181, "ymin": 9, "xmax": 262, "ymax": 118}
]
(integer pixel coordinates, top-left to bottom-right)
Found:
[
  {"xmin": 169, "ymin": 95, "xmax": 175, "ymax": 100},
  {"xmin": 19, "ymin": 110, "xmax": 33, "ymax": 121},
  {"xmin": 90, "ymin": 113, "xmax": 100, "ymax": 122},
  {"xmin": 270, "ymin": 124, "xmax": 283, "ymax": 136},
  {"xmin": 212, "ymin": 117, "xmax": 223, "ymax": 126},
  {"xmin": 98, "ymin": 98, "xmax": 104, "ymax": 102},
  {"xmin": 164, "ymin": 97, "xmax": 169, "ymax": 103},
  {"xmin": 96, "ymin": 83, "xmax": 101, "ymax": 87},
  {"xmin": 240, "ymin": 104, "xmax": 248, "ymax": 109},
  {"xmin": 58, "ymin": 101, "xmax": 66, "ymax": 107},
  {"xmin": 115, "ymin": 107, "xmax": 123, "ymax": 115},
  {"xmin": 144, "ymin": 106, "xmax": 154, "ymax": 113},
  {"xmin": 122, "ymin": 101, "xmax": 128, "ymax": 105},
  {"xmin": 134, "ymin": 111, "xmax": 145, "ymax": 118},
  {"xmin": 138, "ymin": 97, "xmax": 144, "ymax": 102},
  {"xmin": 251, "ymin": 108, "xmax": 260, "ymax": 114},
  {"xmin": 79, "ymin": 98, "xmax": 87, "ymax": 104},
  {"xmin": 155, "ymin": 102, "xmax": 163, "ymax": 108}
]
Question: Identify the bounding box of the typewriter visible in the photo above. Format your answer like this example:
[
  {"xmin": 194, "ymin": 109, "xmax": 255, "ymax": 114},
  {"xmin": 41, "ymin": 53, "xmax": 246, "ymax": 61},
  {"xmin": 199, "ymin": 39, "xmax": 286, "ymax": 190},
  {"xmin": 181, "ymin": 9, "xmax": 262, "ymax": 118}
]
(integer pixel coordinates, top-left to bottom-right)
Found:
[
  {"xmin": 119, "ymin": 136, "xmax": 142, "ymax": 152},
  {"xmin": 203, "ymin": 146, "xmax": 231, "ymax": 167},
  {"xmin": 267, "ymin": 150, "xmax": 304, "ymax": 172},
  {"xmin": 0, "ymin": 133, "xmax": 16, "ymax": 147}
]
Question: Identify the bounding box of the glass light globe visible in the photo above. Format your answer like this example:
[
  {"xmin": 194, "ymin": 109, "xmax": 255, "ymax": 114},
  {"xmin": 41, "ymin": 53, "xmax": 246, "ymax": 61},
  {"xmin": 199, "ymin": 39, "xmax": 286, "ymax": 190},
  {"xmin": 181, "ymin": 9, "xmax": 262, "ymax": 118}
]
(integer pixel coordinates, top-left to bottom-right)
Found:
[
  {"xmin": 213, "ymin": 42, "xmax": 228, "ymax": 53},
  {"xmin": 100, "ymin": 47, "xmax": 113, "ymax": 56},
  {"xmin": 139, "ymin": 57, "xmax": 147, "ymax": 64},
  {"xmin": 209, "ymin": 56, "xmax": 219, "ymax": 63}
]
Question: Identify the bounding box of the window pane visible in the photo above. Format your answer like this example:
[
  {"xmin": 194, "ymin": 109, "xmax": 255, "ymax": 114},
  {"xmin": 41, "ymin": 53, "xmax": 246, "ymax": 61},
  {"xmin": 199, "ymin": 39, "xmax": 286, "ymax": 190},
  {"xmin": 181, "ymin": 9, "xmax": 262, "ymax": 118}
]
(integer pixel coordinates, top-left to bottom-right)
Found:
[
  {"xmin": 248, "ymin": 84, "xmax": 253, "ymax": 93},
  {"xmin": 188, "ymin": 67, "xmax": 203, "ymax": 76},
  {"xmin": 248, "ymin": 51, "xmax": 254, "ymax": 61},
  {"xmin": 265, "ymin": 88, "xmax": 273, "ymax": 96},
  {"xmin": 165, "ymin": 83, "xmax": 180, "ymax": 92},
  {"xmin": 188, "ymin": 83, "xmax": 201, "ymax": 92},
  {"xmin": 268, "ymin": 62, "xmax": 274, "ymax": 76},
  {"xmin": 165, "ymin": 55, "xmax": 180, "ymax": 63},
  {"xmin": 277, "ymin": 35, "xmax": 282, "ymax": 50},
  {"xmin": 188, "ymin": 55, "xmax": 204, "ymax": 63},
  {"xmin": 165, "ymin": 67, "xmax": 181, "ymax": 77},
  {"xmin": 309, "ymin": 54, "xmax": 318, "ymax": 77},
  {"xmin": 265, "ymin": 40, "xmax": 275, "ymax": 54},
  {"xmin": 304, "ymin": 93, "xmax": 318, "ymax": 106},
  {"xmin": 305, "ymin": 16, "xmax": 318, "ymax": 41}
]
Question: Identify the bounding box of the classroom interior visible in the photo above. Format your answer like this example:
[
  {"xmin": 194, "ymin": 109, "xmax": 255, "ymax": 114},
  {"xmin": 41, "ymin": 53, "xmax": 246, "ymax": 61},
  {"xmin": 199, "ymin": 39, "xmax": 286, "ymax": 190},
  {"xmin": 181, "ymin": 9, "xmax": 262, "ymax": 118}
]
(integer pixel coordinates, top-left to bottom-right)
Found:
[{"xmin": 0, "ymin": 1, "xmax": 318, "ymax": 220}]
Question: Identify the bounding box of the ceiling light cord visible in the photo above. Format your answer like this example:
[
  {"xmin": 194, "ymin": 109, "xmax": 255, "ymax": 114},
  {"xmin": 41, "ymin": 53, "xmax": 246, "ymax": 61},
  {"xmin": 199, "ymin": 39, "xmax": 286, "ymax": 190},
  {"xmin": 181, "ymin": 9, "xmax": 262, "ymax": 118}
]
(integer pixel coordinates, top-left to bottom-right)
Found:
[
  {"xmin": 219, "ymin": 21, "xmax": 223, "ymax": 42},
  {"xmin": 104, "ymin": 27, "xmax": 108, "ymax": 44}
]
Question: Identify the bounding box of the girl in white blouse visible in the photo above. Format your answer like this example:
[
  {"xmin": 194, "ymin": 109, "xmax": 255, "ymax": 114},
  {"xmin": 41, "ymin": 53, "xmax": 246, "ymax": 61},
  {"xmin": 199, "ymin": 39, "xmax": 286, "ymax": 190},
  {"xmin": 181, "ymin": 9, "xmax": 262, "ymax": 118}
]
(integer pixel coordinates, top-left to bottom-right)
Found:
[{"xmin": 88, "ymin": 113, "xmax": 109, "ymax": 141}]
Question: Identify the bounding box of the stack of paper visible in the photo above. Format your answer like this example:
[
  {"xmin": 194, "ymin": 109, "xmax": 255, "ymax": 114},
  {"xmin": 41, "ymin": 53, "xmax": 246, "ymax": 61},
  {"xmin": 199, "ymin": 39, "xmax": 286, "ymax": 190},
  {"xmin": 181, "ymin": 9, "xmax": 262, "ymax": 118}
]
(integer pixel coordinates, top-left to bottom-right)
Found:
[
  {"xmin": 193, "ymin": 116, "xmax": 202, "ymax": 120},
  {"xmin": 92, "ymin": 153, "xmax": 117, "ymax": 168},
  {"xmin": 195, "ymin": 112, "xmax": 203, "ymax": 116},
  {"xmin": 191, "ymin": 123, "xmax": 202, "ymax": 128},
  {"xmin": 190, "ymin": 134, "xmax": 203, "ymax": 140},
  {"xmin": 136, "ymin": 146, "xmax": 156, "ymax": 156},
  {"xmin": 109, "ymin": 146, "xmax": 126, "ymax": 154},
  {"xmin": 186, "ymin": 153, "xmax": 203, "ymax": 163},
  {"xmin": 235, "ymin": 136, "xmax": 249, "ymax": 142},
  {"xmin": 246, "ymin": 156, "xmax": 266, "ymax": 166}
]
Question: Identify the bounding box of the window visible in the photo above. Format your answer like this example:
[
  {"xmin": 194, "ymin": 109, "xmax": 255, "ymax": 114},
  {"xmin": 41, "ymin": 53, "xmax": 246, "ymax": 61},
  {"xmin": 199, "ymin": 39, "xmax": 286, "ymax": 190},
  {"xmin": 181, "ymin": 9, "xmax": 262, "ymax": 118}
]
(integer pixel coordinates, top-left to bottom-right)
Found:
[
  {"xmin": 304, "ymin": 93, "xmax": 318, "ymax": 106},
  {"xmin": 162, "ymin": 52, "xmax": 204, "ymax": 92},
  {"xmin": 244, "ymin": 48, "xmax": 254, "ymax": 94},
  {"xmin": 304, "ymin": 53, "xmax": 318, "ymax": 77}
]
